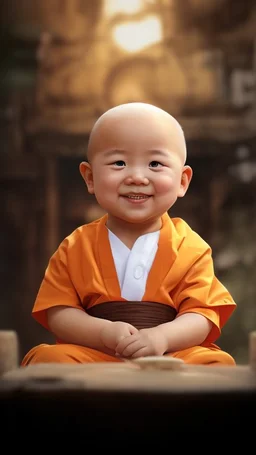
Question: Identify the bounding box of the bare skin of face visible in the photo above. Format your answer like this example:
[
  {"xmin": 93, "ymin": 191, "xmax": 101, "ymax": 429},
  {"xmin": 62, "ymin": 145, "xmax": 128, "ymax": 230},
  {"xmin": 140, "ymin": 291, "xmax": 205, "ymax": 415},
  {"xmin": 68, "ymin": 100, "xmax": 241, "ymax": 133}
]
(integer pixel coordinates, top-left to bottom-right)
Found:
[{"xmin": 80, "ymin": 102, "xmax": 193, "ymax": 248}]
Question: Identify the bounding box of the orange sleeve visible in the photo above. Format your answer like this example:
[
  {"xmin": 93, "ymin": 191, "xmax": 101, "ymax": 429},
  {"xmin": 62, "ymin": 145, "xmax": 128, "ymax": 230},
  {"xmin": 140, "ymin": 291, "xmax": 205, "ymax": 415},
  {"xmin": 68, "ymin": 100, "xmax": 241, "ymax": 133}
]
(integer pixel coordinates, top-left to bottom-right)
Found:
[
  {"xmin": 32, "ymin": 238, "xmax": 83, "ymax": 330},
  {"xmin": 172, "ymin": 247, "xmax": 236, "ymax": 344}
]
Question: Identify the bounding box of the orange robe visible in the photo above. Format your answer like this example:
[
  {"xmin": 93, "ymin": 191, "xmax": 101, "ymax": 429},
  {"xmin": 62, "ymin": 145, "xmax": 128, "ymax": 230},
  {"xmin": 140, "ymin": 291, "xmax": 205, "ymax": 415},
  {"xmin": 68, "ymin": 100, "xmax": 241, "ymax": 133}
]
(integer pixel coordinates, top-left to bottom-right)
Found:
[{"xmin": 21, "ymin": 212, "xmax": 236, "ymax": 366}]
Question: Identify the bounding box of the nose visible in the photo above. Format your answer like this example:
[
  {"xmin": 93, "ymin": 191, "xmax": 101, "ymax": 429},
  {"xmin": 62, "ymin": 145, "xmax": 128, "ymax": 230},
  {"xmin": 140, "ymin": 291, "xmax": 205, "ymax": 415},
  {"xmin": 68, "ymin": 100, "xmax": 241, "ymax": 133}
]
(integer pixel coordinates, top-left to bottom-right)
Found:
[{"xmin": 124, "ymin": 169, "xmax": 149, "ymax": 186}]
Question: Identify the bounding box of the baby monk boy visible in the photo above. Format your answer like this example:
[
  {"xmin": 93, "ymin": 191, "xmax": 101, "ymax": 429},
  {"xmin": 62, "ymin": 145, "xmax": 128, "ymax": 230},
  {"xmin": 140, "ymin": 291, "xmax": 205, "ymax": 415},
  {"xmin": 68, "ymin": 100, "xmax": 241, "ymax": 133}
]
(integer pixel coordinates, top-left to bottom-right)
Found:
[{"xmin": 22, "ymin": 102, "xmax": 236, "ymax": 366}]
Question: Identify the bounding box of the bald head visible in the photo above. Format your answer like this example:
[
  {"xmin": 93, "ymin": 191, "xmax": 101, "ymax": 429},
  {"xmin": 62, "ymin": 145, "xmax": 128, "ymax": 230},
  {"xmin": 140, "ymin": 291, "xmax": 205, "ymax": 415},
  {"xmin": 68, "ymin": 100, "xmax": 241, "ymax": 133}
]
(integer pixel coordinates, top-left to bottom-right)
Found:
[{"xmin": 87, "ymin": 102, "xmax": 187, "ymax": 164}]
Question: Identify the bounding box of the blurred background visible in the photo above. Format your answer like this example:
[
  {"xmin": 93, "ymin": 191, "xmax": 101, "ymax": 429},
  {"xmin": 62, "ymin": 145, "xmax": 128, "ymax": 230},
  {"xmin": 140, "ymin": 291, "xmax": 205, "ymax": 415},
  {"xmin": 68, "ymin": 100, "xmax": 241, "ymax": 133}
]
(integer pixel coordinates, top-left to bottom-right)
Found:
[{"xmin": 0, "ymin": 0, "xmax": 255, "ymax": 364}]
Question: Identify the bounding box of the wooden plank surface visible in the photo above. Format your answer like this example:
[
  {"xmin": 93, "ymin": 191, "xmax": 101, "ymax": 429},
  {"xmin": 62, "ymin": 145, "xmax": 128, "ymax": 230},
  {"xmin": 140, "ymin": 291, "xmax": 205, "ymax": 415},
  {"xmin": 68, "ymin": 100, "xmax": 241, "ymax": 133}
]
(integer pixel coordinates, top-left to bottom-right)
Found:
[{"xmin": 2, "ymin": 362, "xmax": 256, "ymax": 393}]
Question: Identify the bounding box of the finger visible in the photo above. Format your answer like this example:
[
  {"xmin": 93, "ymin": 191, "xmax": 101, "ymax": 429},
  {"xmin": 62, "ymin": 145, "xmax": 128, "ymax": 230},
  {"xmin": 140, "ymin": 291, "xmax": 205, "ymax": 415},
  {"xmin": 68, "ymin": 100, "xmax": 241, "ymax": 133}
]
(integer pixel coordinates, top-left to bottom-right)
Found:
[
  {"xmin": 116, "ymin": 328, "xmax": 134, "ymax": 344},
  {"xmin": 129, "ymin": 326, "xmax": 139, "ymax": 335},
  {"xmin": 115, "ymin": 334, "xmax": 139, "ymax": 356},
  {"xmin": 120, "ymin": 340, "xmax": 145, "ymax": 358},
  {"xmin": 131, "ymin": 347, "xmax": 148, "ymax": 359}
]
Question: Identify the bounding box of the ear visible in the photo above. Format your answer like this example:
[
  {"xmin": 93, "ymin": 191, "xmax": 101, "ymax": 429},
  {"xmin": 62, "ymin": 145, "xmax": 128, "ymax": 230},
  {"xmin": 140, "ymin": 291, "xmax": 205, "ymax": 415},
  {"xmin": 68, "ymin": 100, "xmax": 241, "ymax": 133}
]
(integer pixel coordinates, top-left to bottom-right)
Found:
[
  {"xmin": 178, "ymin": 165, "xmax": 193, "ymax": 198},
  {"xmin": 79, "ymin": 161, "xmax": 94, "ymax": 194}
]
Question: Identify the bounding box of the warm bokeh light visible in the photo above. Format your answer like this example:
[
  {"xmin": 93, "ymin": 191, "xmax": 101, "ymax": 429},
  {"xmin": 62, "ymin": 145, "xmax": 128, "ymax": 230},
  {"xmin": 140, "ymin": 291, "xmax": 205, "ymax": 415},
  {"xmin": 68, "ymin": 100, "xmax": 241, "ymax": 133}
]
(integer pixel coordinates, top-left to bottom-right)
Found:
[
  {"xmin": 104, "ymin": 0, "xmax": 144, "ymax": 17},
  {"xmin": 112, "ymin": 15, "xmax": 162, "ymax": 52}
]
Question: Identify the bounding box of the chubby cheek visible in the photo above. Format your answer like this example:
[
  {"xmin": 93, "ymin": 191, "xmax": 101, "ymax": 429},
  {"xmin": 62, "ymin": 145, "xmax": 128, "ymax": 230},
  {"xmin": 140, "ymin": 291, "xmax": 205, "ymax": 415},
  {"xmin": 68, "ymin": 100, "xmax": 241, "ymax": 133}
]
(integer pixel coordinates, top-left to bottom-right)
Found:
[
  {"xmin": 94, "ymin": 171, "xmax": 120, "ymax": 195},
  {"xmin": 154, "ymin": 175, "xmax": 176, "ymax": 195}
]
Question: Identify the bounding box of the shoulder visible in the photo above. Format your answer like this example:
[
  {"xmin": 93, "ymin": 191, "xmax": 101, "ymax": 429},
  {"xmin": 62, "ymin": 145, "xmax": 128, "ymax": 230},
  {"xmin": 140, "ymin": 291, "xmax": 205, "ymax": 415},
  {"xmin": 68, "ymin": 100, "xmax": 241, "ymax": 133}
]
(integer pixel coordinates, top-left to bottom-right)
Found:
[
  {"xmin": 56, "ymin": 216, "xmax": 105, "ymax": 254},
  {"xmin": 171, "ymin": 217, "xmax": 210, "ymax": 252}
]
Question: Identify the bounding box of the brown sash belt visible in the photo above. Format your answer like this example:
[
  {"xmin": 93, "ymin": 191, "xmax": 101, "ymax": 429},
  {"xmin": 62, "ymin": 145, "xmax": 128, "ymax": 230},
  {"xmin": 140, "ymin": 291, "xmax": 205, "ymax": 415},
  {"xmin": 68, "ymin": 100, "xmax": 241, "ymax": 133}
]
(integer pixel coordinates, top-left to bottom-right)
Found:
[{"xmin": 86, "ymin": 301, "xmax": 177, "ymax": 330}]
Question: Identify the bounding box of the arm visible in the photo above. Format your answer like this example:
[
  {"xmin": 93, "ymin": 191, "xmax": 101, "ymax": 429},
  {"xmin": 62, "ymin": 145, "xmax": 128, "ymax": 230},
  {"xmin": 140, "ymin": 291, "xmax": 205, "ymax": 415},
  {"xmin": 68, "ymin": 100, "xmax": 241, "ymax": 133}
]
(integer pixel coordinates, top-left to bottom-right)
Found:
[
  {"xmin": 47, "ymin": 306, "xmax": 138, "ymax": 354},
  {"xmin": 47, "ymin": 306, "xmax": 113, "ymax": 352},
  {"xmin": 153, "ymin": 312, "xmax": 213, "ymax": 353},
  {"xmin": 115, "ymin": 313, "xmax": 212, "ymax": 358}
]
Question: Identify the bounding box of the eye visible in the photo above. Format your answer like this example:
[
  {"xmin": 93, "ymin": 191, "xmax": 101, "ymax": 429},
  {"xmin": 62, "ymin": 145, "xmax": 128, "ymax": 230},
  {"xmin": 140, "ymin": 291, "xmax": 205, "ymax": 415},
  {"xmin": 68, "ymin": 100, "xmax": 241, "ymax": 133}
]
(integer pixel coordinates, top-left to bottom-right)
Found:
[
  {"xmin": 149, "ymin": 161, "xmax": 163, "ymax": 168},
  {"xmin": 112, "ymin": 160, "xmax": 126, "ymax": 167}
]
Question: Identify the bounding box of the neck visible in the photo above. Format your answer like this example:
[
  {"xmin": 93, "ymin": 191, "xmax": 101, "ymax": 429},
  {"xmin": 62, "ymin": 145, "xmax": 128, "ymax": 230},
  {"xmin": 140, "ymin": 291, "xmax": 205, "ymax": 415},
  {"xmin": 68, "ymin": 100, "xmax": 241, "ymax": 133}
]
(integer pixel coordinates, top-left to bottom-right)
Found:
[{"xmin": 106, "ymin": 216, "xmax": 162, "ymax": 249}]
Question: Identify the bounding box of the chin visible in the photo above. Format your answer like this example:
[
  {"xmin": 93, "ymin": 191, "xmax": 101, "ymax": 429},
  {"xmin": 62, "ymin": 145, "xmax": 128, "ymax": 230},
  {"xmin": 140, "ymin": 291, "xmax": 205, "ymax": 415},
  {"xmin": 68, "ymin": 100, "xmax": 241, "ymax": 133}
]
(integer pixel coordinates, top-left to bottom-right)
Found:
[{"xmin": 123, "ymin": 215, "xmax": 158, "ymax": 225}]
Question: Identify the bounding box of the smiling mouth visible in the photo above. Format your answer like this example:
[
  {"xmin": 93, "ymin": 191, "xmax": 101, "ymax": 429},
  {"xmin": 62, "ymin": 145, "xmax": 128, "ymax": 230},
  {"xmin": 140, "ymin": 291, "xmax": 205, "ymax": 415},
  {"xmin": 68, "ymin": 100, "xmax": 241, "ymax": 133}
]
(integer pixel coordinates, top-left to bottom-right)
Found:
[{"xmin": 123, "ymin": 194, "xmax": 151, "ymax": 200}]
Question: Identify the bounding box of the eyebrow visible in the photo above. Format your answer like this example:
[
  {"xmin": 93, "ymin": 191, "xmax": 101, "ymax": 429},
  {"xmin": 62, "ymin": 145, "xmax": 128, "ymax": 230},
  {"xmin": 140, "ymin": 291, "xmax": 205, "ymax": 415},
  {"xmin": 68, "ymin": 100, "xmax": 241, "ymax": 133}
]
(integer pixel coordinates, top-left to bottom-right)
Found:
[
  {"xmin": 102, "ymin": 149, "xmax": 126, "ymax": 157},
  {"xmin": 102, "ymin": 149, "xmax": 171, "ymax": 157},
  {"xmin": 148, "ymin": 149, "xmax": 171, "ymax": 157}
]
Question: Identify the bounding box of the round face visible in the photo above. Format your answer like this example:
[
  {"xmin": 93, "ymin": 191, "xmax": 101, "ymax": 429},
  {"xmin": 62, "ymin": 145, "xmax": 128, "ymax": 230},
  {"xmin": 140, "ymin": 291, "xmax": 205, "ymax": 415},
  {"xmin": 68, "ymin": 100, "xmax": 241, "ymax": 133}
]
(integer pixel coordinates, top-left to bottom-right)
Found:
[{"xmin": 80, "ymin": 106, "xmax": 192, "ymax": 233}]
